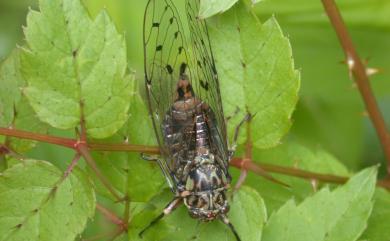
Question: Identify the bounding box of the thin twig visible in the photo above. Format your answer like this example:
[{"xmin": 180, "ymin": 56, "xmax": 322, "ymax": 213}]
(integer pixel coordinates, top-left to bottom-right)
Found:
[
  {"xmin": 94, "ymin": 203, "xmax": 127, "ymax": 241},
  {"xmin": 230, "ymin": 157, "xmax": 390, "ymax": 190},
  {"xmin": 0, "ymin": 127, "xmax": 160, "ymax": 153},
  {"xmin": 96, "ymin": 203, "xmax": 126, "ymax": 227},
  {"xmin": 0, "ymin": 127, "xmax": 75, "ymax": 148},
  {"xmin": 88, "ymin": 142, "xmax": 160, "ymax": 154},
  {"xmin": 321, "ymin": 0, "xmax": 390, "ymax": 176},
  {"xmin": 78, "ymin": 145, "xmax": 122, "ymax": 201},
  {"xmin": 1, "ymin": 127, "xmax": 389, "ymax": 189},
  {"xmin": 63, "ymin": 153, "xmax": 81, "ymax": 178}
]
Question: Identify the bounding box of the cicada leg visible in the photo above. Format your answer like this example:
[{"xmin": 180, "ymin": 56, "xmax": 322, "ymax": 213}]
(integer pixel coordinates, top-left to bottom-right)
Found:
[
  {"xmin": 220, "ymin": 214, "xmax": 241, "ymax": 241},
  {"xmin": 141, "ymin": 153, "xmax": 177, "ymax": 193},
  {"xmin": 139, "ymin": 197, "xmax": 183, "ymax": 238},
  {"xmin": 228, "ymin": 115, "xmax": 289, "ymax": 191},
  {"xmin": 225, "ymin": 106, "xmax": 240, "ymax": 125},
  {"xmin": 228, "ymin": 113, "xmax": 251, "ymax": 159}
]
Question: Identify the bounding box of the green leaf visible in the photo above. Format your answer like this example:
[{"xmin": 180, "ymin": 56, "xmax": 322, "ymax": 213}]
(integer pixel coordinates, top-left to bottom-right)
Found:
[
  {"xmin": 198, "ymin": 0, "xmax": 266, "ymax": 18},
  {"xmin": 227, "ymin": 186, "xmax": 266, "ymax": 241},
  {"xmin": 262, "ymin": 167, "xmax": 377, "ymax": 241},
  {"xmin": 129, "ymin": 186, "xmax": 266, "ymax": 241},
  {"xmin": 209, "ymin": 2, "xmax": 300, "ymax": 149},
  {"xmin": 242, "ymin": 142, "xmax": 349, "ymax": 213},
  {"xmin": 199, "ymin": 0, "xmax": 239, "ymax": 19},
  {"xmin": 0, "ymin": 159, "xmax": 96, "ymax": 241},
  {"xmin": 123, "ymin": 91, "xmax": 164, "ymax": 202},
  {"xmin": 0, "ymin": 50, "xmax": 47, "ymax": 152},
  {"xmin": 251, "ymin": 0, "xmax": 264, "ymax": 4},
  {"xmin": 360, "ymin": 188, "xmax": 390, "ymax": 241},
  {"xmin": 21, "ymin": 0, "xmax": 132, "ymax": 139},
  {"xmin": 90, "ymin": 83, "xmax": 164, "ymax": 202},
  {"xmin": 0, "ymin": 51, "xmax": 21, "ymax": 128},
  {"xmin": 252, "ymin": 1, "xmax": 390, "ymax": 170}
]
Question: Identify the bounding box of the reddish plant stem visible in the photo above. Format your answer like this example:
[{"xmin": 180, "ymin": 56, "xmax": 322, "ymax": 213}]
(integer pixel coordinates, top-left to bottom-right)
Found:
[
  {"xmin": 89, "ymin": 142, "xmax": 160, "ymax": 154},
  {"xmin": 1, "ymin": 128, "xmax": 389, "ymax": 189},
  {"xmin": 234, "ymin": 116, "xmax": 252, "ymax": 190},
  {"xmin": 321, "ymin": 0, "xmax": 390, "ymax": 175},
  {"xmin": 78, "ymin": 145, "xmax": 122, "ymax": 201},
  {"xmin": 96, "ymin": 203, "xmax": 126, "ymax": 228},
  {"xmin": 0, "ymin": 127, "xmax": 160, "ymax": 153},
  {"xmin": 63, "ymin": 153, "xmax": 81, "ymax": 178},
  {"xmin": 0, "ymin": 145, "xmax": 10, "ymax": 156},
  {"xmin": 86, "ymin": 204, "xmax": 127, "ymax": 241},
  {"xmin": 231, "ymin": 157, "xmax": 390, "ymax": 190},
  {"xmin": 0, "ymin": 127, "xmax": 75, "ymax": 148}
]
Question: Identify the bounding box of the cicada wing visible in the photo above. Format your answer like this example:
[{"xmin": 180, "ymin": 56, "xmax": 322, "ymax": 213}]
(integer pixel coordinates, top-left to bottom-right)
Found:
[
  {"xmin": 143, "ymin": 0, "xmax": 191, "ymax": 169},
  {"xmin": 144, "ymin": 0, "xmax": 229, "ymax": 175},
  {"xmin": 185, "ymin": 0, "xmax": 230, "ymax": 166}
]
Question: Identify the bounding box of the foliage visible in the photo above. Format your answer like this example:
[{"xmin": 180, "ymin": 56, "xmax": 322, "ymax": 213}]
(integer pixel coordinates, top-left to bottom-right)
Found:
[
  {"xmin": 0, "ymin": 50, "xmax": 47, "ymax": 153},
  {"xmin": 0, "ymin": 159, "xmax": 95, "ymax": 241},
  {"xmin": 209, "ymin": 2, "xmax": 299, "ymax": 148},
  {"xmin": 262, "ymin": 167, "xmax": 377, "ymax": 241},
  {"xmin": 21, "ymin": 0, "xmax": 132, "ymax": 138},
  {"xmin": 0, "ymin": 0, "xmax": 389, "ymax": 241}
]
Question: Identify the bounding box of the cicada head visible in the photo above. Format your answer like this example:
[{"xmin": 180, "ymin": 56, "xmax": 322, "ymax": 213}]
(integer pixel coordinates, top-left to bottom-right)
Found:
[{"xmin": 183, "ymin": 160, "xmax": 230, "ymax": 221}]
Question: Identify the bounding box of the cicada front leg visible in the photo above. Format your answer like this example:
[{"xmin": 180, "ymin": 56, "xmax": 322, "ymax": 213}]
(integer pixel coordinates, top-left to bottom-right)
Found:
[
  {"xmin": 139, "ymin": 197, "xmax": 183, "ymax": 238},
  {"xmin": 229, "ymin": 113, "xmax": 289, "ymax": 191},
  {"xmin": 141, "ymin": 153, "xmax": 177, "ymax": 194},
  {"xmin": 228, "ymin": 113, "xmax": 252, "ymax": 191}
]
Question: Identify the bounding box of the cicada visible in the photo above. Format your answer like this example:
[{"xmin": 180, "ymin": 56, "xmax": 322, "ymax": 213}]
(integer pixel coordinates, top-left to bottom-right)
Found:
[{"xmin": 141, "ymin": 0, "xmax": 241, "ymax": 240}]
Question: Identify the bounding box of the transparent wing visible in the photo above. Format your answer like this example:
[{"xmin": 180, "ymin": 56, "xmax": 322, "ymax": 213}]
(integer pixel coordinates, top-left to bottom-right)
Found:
[
  {"xmin": 144, "ymin": 0, "xmax": 229, "ymax": 172},
  {"xmin": 185, "ymin": 0, "xmax": 229, "ymax": 163},
  {"xmin": 143, "ymin": 0, "xmax": 190, "ymax": 157}
]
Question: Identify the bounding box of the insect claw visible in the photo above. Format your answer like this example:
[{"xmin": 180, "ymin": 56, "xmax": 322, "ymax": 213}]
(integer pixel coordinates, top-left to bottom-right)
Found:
[{"xmin": 140, "ymin": 153, "xmax": 159, "ymax": 162}]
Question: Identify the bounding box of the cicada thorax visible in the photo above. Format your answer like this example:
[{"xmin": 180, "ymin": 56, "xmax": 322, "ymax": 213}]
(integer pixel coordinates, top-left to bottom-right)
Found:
[{"xmin": 183, "ymin": 159, "xmax": 230, "ymax": 221}]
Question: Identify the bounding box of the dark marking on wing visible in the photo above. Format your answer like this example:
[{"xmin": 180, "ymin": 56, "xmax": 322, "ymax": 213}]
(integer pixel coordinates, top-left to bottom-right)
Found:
[
  {"xmin": 143, "ymin": 0, "xmax": 229, "ymax": 175},
  {"xmin": 200, "ymin": 80, "xmax": 209, "ymax": 90}
]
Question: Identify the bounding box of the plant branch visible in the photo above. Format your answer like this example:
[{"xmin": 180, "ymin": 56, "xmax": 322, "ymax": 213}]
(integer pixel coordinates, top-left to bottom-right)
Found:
[
  {"xmin": 96, "ymin": 203, "xmax": 127, "ymax": 229},
  {"xmin": 78, "ymin": 145, "xmax": 122, "ymax": 201},
  {"xmin": 63, "ymin": 153, "xmax": 81, "ymax": 178},
  {"xmin": 321, "ymin": 0, "xmax": 390, "ymax": 175},
  {"xmin": 0, "ymin": 127, "xmax": 160, "ymax": 153},
  {"xmin": 83, "ymin": 204, "xmax": 127, "ymax": 241},
  {"xmin": 1, "ymin": 127, "xmax": 389, "ymax": 189},
  {"xmin": 88, "ymin": 143, "xmax": 160, "ymax": 154},
  {"xmin": 0, "ymin": 127, "xmax": 76, "ymax": 148},
  {"xmin": 230, "ymin": 157, "xmax": 390, "ymax": 190}
]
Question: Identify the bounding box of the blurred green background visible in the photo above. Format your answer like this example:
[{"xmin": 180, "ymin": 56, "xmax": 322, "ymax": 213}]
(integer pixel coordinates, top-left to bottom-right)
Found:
[
  {"xmin": 0, "ymin": 0, "xmax": 389, "ymax": 173},
  {"xmin": 1, "ymin": 0, "xmax": 390, "ymax": 240}
]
